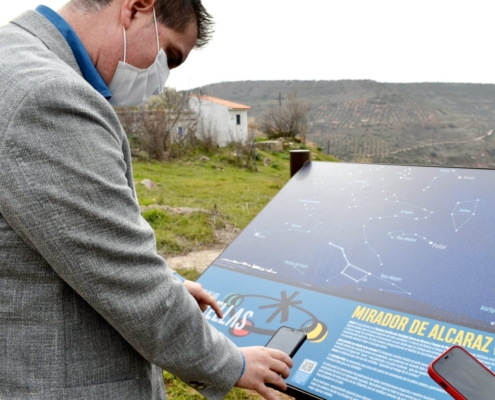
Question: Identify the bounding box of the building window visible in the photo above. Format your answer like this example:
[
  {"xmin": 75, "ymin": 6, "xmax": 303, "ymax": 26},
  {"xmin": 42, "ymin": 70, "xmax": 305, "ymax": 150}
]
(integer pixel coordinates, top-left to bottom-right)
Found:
[
  {"xmin": 236, "ymin": 114, "xmax": 241, "ymax": 125},
  {"xmin": 178, "ymin": 126, "xmax": 183, "ymax": 137}
]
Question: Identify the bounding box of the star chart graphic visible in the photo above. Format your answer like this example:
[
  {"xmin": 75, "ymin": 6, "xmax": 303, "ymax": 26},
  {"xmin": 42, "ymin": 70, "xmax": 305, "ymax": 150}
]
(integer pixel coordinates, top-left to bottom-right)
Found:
[{"xmin": 213, "ymin": 162, "xmax": 495, "ymax": 329}]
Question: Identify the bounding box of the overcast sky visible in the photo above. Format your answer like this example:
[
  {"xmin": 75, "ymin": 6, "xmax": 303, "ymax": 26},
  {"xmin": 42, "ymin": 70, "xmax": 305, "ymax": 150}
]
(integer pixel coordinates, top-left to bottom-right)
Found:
[{"xmin": 3, "ymin": 1, "xmax": 494, "ymax": 91}]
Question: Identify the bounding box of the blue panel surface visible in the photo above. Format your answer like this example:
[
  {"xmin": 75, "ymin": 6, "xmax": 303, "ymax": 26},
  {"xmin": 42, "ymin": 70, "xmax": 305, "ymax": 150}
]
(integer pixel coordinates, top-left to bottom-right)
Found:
[{"xmin": 198, "ymin": 162, "xmax": 495, "ymax": 399}]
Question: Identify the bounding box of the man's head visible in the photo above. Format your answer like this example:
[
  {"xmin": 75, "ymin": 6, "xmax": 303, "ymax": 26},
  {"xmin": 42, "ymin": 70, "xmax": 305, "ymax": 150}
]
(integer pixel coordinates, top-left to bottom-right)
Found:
[
  {"xmin": 60, "ymin": 0, "xmax": 213, "ymax": 88},
  {"xmin": 69, "ymin": 0, "xmax": 213, "ymax": 49}
]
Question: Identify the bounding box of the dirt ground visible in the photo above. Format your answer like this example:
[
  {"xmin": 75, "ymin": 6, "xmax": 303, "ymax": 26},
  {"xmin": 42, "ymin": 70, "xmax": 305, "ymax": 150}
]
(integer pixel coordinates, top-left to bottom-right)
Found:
[
  {"xmin": 165, "ymin": 247, "xmax": 224, "ymax": 272},
  {"xmin": 163, "ymin": 217, "xmax": 241, "ymax": 272}
]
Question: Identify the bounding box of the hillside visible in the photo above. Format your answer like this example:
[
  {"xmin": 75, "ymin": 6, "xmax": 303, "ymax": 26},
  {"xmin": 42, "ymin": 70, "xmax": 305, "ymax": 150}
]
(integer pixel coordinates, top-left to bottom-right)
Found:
[{"xmin": 193, "ymin": 80, "xmax": 495, "ymax": 168}]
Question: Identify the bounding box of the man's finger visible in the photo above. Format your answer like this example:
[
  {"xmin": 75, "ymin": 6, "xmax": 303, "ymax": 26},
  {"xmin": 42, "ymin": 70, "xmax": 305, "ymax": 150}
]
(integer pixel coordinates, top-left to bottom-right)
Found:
[
  {"xmin": 208, "ymin": 296, "xmax": 224, "ymax": 318},
  {"xmin": 184, "ymin": 280, "xmax": 224, "ymax": 318},
  {"xmin": 256, "ymin": 382, "xmax": 280, "ymax": 400},
  {"xmin": 265, "ymin": 347, "xmax": 293, "ymax": 368},
  {"xmin": 198, "ymin": 293, "xmax": 223, "ymax": 318},
  {"xmin": 265, "ymin": 366, "xmax": 290, "ymax": 391},
  {"xmin": 272, "ymin": 360, "xmax": 291, "ymax": 379}
]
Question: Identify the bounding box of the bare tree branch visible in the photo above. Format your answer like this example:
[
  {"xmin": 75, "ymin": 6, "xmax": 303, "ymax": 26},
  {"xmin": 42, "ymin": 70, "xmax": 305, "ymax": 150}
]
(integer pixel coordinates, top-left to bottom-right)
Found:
[{"xmin": 260, "ymin": 92, "xmax": 311, "ymax": 139}]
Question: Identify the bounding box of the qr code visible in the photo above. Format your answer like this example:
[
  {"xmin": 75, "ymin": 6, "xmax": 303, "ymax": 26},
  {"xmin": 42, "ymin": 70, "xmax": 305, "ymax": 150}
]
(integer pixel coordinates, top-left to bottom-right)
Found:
[{"xmin": 299, "ymin": 359, "xmax": 317, "ymax": 374}]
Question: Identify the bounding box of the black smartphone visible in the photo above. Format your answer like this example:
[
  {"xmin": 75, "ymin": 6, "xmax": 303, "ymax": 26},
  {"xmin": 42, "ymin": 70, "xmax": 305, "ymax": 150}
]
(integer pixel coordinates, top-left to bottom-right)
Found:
[
  {"xmin": 265, "ymin": 326, "xmax": 307, "ymax": 358},
  {"xmin": 428, "ymin": 345, "xmax": 495, "ymax": 400}
]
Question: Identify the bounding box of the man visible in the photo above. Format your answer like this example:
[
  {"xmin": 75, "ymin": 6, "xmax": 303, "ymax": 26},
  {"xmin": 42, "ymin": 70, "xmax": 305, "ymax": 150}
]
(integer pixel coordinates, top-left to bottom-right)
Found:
[{"xmin": 0, "ymin": 1, "xmax": 292, "ymax": 399}]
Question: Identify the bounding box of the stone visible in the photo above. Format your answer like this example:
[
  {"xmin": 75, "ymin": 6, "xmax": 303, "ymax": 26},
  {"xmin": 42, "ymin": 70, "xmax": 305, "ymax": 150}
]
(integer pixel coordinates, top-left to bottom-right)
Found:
[{"xmin": 141, "ymin": 179, "xmax": 156, "ymax": 189}]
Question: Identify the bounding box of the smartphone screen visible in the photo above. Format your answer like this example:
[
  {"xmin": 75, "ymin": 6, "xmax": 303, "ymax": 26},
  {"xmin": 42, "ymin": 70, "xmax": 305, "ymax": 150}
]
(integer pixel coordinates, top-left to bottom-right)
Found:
[
  {"xmin": 431, "ymin": 346, "xmax": 495, "ymax": 400},
  {"xmin": 265, "ymin": 326, "xmax": 306, "ymax": 358}
]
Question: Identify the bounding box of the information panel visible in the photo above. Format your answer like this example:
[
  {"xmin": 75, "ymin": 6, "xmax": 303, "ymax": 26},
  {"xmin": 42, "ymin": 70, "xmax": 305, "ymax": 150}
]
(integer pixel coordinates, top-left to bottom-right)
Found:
[{"xmin": 197, "ymin": 162, "xmax": 495, "ymax": 399}]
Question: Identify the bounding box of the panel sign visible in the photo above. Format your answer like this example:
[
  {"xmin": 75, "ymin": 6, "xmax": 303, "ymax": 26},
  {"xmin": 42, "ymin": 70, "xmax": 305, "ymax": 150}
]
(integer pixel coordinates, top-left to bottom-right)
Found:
[{"xmin": 198, "ymin": 162, "xmax": 495, "ymax": 399}]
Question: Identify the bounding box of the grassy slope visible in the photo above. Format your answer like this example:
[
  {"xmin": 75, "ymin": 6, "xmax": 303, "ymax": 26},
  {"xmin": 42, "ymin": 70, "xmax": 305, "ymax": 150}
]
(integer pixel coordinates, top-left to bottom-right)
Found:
[
  {"xmin": 132, "ymin": 145, "xmax": 337, "ymax": 399},
  {"xmin": 133, "ymin": 147, "xmax": 337, "ymax": 256}
]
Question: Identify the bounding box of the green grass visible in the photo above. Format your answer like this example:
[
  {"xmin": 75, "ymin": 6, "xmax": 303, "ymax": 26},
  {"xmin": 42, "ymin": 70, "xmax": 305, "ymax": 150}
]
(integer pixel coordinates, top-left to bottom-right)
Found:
[
  {"xmin": 134, "ymin": 150, "xmax": 288, "ymax": 218},
  {"xmin": 142, "ymin": 208, "xmax": 221, "ymax": 254},
  {"xmin": 134, "ymin": 147, "xmax": 337, "ymax": 256},
  {"xmin": 133, "ymin": 149, "xmax": 297, "ymax": 255},
  {"xmin": 163, "ymin": 371, "xmax": 261, "ymax": 400}
]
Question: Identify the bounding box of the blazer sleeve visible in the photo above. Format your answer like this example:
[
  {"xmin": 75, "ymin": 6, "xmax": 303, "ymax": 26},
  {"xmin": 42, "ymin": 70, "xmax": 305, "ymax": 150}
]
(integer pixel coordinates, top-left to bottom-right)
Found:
[{"xmin": 0, "ymin": 76, "xmax": 243, "ymax": 399}]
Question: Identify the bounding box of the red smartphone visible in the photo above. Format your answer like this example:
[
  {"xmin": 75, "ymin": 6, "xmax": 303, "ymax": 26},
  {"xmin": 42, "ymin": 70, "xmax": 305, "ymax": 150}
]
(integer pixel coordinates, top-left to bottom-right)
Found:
[{"xmin": 428, "ymin": 345, "xmax": 495, "ymax": 399}]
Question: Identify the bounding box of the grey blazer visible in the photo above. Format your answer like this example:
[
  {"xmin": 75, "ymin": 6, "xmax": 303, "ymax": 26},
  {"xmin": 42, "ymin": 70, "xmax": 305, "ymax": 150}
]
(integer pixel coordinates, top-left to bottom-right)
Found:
[{"xmin": 0, "ymin": 10, "xmax": 242, "ymax": 399}]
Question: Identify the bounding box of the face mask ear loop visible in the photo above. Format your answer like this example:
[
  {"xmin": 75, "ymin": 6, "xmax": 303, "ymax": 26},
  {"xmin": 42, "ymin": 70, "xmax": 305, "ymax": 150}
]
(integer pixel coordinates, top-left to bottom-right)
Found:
[
  {"xmin": 123, "ymin": 27, "xmax": 127, "ymax": 63},
  {"xmin": 153, "ymin": 7, "xmax": 160, "ymax": 55}
]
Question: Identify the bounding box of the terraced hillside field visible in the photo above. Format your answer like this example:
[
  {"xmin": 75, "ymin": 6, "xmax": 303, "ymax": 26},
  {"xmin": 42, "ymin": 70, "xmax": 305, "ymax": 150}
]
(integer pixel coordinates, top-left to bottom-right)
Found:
[{"xmin": 199, "ymin": 80, "xmax": 495, "ymax": 168}]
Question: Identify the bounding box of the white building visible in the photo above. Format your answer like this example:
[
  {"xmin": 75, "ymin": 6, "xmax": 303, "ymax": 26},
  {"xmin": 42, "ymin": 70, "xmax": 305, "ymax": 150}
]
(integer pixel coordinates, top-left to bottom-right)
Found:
[{"xmin": 189, "ymin": 95, "xmax": 251, "ymax": 146}]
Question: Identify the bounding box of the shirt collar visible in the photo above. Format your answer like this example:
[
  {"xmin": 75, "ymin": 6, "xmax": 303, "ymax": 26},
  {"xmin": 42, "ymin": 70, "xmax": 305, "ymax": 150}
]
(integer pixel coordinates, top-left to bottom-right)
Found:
[{"xmin": 35, "ymin": 5, "xmax": 112, "ymax": 99}]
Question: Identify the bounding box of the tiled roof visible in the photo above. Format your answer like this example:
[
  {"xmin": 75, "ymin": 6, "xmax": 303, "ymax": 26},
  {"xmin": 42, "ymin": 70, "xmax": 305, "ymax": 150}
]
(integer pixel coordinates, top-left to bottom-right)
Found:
[{"xmin": 191, "ymin": 94, "xmax": 251, "ymax": 110}]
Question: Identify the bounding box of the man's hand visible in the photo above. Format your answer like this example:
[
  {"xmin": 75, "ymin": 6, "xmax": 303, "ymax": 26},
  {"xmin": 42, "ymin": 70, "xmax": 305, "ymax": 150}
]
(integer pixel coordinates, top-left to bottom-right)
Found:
[
  {"xmin": 236, "ymin": 346, "xmax": 293, "ymax": 400},
  {"xmin": 183, "ymin": 280, "xmax": 223, "ymax": 318}
]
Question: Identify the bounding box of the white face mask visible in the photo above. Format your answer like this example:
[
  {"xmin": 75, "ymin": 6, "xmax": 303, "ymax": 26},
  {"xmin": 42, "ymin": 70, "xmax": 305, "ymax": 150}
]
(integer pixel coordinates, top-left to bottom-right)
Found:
[{"xmin": 108, "ymin": 8, "xmax": 170, "ymax": 108}]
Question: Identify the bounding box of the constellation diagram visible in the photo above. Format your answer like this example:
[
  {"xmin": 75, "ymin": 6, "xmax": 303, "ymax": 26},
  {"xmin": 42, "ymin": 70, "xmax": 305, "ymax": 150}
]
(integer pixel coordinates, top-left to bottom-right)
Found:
[
  {"xmin": 250, "ymin": 215, "xmax": 323, "ymax": 243},
  {"xmin": 363, "ymin": 195, "xmax": 434, "ymax": 265},
  {"xmin": 325, "ymin": 243, "xmax": 411, "ymax": 295},
  {"xmin": 341, "ymin": 188, "xmax": 358, "ymax": 210},
  {"xmin": 388, "ymin": 230, "xmax": 431, "ymax": 245},
  {"xmin": 298, "ymin": 197, "xmax": 321, "ymax": 212},
  {"xmin": 451, "ymin": 200, "xmax": 479, "ymax": 232},
  {"xmin": 423, "ymin": 169, "xmax": 461, "ymax": 191},
  {"xmin": 396, "ymin": 167, "xmax": 413, "ymax": 180}
]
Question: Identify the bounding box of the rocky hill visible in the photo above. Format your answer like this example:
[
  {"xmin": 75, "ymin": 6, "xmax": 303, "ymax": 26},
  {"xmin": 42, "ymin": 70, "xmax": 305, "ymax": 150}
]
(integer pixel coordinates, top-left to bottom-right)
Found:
[{"xmin": 193, "ymin": 80, "xmax": 495, "ymax": 168}]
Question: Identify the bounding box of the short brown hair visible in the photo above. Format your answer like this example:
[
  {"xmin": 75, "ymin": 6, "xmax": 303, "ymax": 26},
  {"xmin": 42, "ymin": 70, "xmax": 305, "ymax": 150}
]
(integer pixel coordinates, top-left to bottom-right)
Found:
[{"xmin": 70, "ymin": 0, "xmax": 214, "ymax": 48}]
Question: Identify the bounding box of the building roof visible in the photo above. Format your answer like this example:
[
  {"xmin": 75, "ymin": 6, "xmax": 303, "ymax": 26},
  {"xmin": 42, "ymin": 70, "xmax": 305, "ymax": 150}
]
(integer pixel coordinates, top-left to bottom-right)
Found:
[{"xmin": 191, "ymin": 94, "xmax": 251, "ymax": 110}]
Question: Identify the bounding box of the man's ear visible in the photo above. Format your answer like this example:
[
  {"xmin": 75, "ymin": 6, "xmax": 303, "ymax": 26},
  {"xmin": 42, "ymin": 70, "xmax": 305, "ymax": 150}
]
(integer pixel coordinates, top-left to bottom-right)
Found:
[{"xmin": 120, "ymin": 0, "xmax": 156, "ymax": 28}]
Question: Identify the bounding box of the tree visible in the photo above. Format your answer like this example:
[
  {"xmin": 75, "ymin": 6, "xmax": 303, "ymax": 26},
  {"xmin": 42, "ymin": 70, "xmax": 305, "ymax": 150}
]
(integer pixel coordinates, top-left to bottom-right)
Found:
[
  {"xmin": 260, "ymin": 92, "xmax": 311, "ymax": 139},
  {"xmin": 139, "ymin": 108, "xmax": 170, "ymax": 161},
  {"xmin": 141, "ymin": 89, "xmax": 196, "ymax": 160},
  {"xmin": 117, "ymin": 88, "xmax": 196, "ymax": 161}
]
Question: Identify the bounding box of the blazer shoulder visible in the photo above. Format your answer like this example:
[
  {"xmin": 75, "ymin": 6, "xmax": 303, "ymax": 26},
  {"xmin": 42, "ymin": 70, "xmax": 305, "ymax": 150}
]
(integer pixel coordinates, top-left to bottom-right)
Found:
[
  {"xmin": 0, "ymin": 17, "xmax": 116, "ymax": 142},
  {"xmin": 5, "ymin": 10, "xmax": 79, "ymax": 71},
  {"xmin": 0, "ymin": 10, "xmax": 85, "ymax": 106}
]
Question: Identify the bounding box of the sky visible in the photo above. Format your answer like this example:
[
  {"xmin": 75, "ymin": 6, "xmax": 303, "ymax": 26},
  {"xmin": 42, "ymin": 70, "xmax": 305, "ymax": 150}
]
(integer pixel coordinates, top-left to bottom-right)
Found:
[{"xmin": 2, "ymin": 1, "xmax": 494, "ymax": 91}]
